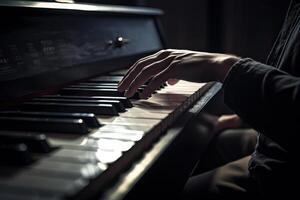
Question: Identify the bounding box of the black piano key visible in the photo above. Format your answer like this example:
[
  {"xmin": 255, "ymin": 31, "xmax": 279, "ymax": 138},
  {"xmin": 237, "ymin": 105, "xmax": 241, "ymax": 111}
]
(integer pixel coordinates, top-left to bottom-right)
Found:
[
  {"xmin": 78, "ymin": 82, "xmax": 119, "ymax": 86},
  {"xmin": 0, "ymin": 143, "xmax": 33, "ymax": 165},
  {"xmin": 88, "ymin": 75, "xmax": 123, "ymax": 83},
  {"xmin": 0, "ymin": 111, "xmax": 101, "ymax": 128},
  {"xmin": 70, "ymin": 84, "xmax": 147, "ymax": 91},
  {"xmin": 91, "ymin": 130, "xmax": 144, "ymax": 141},
  {"xmin": 0, "ymin": 132, "xmax": 52, "ymax": 153},
  {"xmin": 71, "ymin": 85, "xmax": 160, "ymax": 97},
  {"xmin": 0, "ymin": 116, "xmax": 89, "ymax": 134},
  {"xmin": 64, "ymin": 84, "xmax": 153, "ymax": 98},
  {"xmin": 32, "ymin": 98, "xmax": 126, "ymax": 112},
  {"xmin": 41, "ymin": 95, "xmax": 133, "ymax": 108},
  {"xmin": 51, "ymin": 148, "xmax": 122, "ymax": 164},
  {"xmin": 108, "ymin": 69, "xmax": 127, "ymax": 76},
  {"xmin": 22, "ymin": 102, "xmax": 118, "ymax": 116},
  {"xmin": 79, "ymin": 80, "xmax": 162, "ymax": 91},
  {"xmin": 60, "ymin": 88, "xmax": 124, "ymax": 97},
  {"xmin": 69, "ymin": 85, "xmax": 118, "ymax": 89}
]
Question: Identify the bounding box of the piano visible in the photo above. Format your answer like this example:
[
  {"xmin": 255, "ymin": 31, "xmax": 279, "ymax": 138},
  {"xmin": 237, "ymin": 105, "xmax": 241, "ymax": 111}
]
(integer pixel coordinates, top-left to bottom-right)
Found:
[{"xmin": 0, "ymin": 1, "xmax": 222, "ymax": 199}]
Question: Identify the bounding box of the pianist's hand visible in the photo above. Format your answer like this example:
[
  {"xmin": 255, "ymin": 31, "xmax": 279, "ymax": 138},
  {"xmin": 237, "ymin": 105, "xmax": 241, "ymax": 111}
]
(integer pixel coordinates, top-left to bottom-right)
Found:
[
  {"xmin": 118, "ymin": 49, "xmax": 240, "ymax": 99},
  {"xmin": 214, "ymin": 114, "xmax": 243, "ymax": 133}
]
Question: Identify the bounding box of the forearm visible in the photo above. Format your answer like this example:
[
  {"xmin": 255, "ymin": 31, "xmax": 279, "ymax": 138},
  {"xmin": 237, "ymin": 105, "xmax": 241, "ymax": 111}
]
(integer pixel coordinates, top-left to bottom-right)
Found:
[{"xmin": 223, "ymin": 58, "xmax": 300, "ymax": 149}]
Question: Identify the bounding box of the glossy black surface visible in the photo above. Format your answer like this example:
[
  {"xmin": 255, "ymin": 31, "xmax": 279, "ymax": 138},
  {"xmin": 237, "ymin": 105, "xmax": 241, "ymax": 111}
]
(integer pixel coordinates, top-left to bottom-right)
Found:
[{"xmin": 0, "ymin": 1, "xmax": 163, "ymax": 102}]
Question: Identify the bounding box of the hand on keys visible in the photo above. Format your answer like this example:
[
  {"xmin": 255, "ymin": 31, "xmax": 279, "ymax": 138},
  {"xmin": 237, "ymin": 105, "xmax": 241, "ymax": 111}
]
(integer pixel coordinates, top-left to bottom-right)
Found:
[{"xmin": 118, "ymin": 49, "xmax": 240, "ymax": 99}]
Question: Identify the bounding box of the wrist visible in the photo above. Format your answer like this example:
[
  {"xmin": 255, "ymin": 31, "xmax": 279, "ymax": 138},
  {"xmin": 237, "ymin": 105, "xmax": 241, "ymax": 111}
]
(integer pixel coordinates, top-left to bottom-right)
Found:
[{"xmin": 218, "ymin": 55, "xmax": 240, "ymax": 82}]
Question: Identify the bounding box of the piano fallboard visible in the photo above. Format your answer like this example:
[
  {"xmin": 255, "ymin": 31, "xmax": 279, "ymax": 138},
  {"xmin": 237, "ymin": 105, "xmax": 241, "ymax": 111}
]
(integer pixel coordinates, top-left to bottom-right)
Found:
[{"xmin": 0, "ymin": 0, "xmax": 163, "ymax": 102}]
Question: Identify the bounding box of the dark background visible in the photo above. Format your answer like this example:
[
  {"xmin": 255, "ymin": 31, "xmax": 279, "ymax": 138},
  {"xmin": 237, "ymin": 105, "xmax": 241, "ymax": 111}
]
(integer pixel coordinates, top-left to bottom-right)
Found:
[
  {"xmin": 33, "ymin": 0, "xmax": 291, "ymax": 62},
  {"xmin": 78, "ymin": 0, "xmax": 290, "ymax": 62},
  {"xmin": 140, "ymin": 0, "xmax": 290, "ymax": 62}
]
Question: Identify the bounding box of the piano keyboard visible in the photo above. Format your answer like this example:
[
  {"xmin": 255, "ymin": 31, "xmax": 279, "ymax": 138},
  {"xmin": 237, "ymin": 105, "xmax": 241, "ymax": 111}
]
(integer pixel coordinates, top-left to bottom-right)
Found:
[
  {"xmin": 0, "ymin": 70, "xmax": 211, "ymax": 200},
  {"xmin": 0, "ymin": 2, "xmax": 223, "ymax": 199}
]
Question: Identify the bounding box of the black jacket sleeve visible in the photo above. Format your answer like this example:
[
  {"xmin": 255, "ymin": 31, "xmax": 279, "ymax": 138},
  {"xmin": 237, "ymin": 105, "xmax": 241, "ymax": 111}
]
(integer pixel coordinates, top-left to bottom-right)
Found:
[{"xmin": 223, "ymin": 58, "xmax": 300, "ymax": 149}]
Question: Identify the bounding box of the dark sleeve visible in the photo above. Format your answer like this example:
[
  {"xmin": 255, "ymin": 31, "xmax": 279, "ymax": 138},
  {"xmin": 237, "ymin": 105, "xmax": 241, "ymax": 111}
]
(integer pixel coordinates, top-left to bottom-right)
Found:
[{"xmin": 223, "ymin": 58, "xmax": 300, "ymax": 149}]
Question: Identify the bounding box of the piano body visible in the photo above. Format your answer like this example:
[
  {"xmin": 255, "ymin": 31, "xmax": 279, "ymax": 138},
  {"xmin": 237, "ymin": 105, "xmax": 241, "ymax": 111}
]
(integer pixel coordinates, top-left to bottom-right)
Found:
[{"xmin": 0, "ymin": 1, "xmax": 222, "ymax": 199}]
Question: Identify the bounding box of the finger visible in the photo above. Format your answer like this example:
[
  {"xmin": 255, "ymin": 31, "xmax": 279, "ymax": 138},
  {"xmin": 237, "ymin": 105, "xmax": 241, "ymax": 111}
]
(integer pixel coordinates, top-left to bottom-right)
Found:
[
  {"xmin": 140, "ymin": 61, "xmax": 179, "ymax": 99},
  {"xmin": 215, "ymin": 114, "xmax": 241, "ymax": 132},
  {"xmin": 124, "ymin": 55, "xmax": 176, "ymax": 97},
  {"xmin": 125, "ymin": 50, "xmax": 167, "ymax": 75},
  {"xmin": 122, "ymin": 53, "xmax": 159, "ymax": 79},
  {"xmin": 167, "ymin": 78, "xmax": 179, "ymax": 85},
  {"xmin": 120, "ymin": 49, "xmax": 183, "ymax": 88},
  {"xmin": 119, "ymin": 51, "xmax": 169, "ymax": 91},
  {"xmin": 218, "ymin": 114, "xmax": 239, "ymax": 124},
  {"xmin": 118, "ymin": 50, "xmax": 170, "ymax": 91}
]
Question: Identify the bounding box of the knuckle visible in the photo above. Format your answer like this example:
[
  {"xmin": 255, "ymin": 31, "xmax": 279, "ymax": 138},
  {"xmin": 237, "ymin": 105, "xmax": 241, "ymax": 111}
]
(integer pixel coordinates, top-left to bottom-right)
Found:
[
  {"xmin": 165, "ymin": 48, "xmax": 174, "ymax": 53},
  {"xmin": 135, "ymin": 58, "xmax": 144, "ymax": 65},
  {"xmin": 141, "ymin": 66, "xmax": 152, "ymax": 74},
  {"xmin": 166, "ymin": 55, "xmax": 177, "ymax": 61},
  {"xmin": 133, "ymin": 61, "xmax": 147, "ymax": 71},
  {"xmin": 160, "ymin": 49, "xmax": 172, "ymax": 56},
  {"xmin": 158, "ymin": 49, "xmax": 167, "ymax": 54}
]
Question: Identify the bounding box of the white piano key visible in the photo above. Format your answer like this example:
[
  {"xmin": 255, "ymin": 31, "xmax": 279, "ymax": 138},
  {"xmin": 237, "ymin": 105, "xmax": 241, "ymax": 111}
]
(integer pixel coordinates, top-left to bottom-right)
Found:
[
  {"xmin": 109, "ymin": 117, "xmax": 161, "ymax": 127},
  {"xmin": 84, "ymin": 138, "xmax": 135, "ymax": 152},
  {"xmin": 132, "ymin": 98, "xmax": 182, "ymax": 107},
  {"xmin": 0, "ymin": 78, "xmax": 209, "ymax": 200},
  {"xmin": 94, "ymin": 149, "xmax": 123, "ymax": 164},
  {"xmin": 47, "ymin": 122, "xmax": 152, "ymax": 151},
  {"xmin": 50, "ymin": 137, "xmax": 134, "ymax": 152},
  {"xmin": 90, "ymin": 130, "xmax": 145, "ymax": 142},
  {"xmin": 98, "ymin": 124, "xmax": 153, "ymax": 133},
  {"xmin": 0, "ymin": 171, "xmax": 87, "ymax": 197},
  {"xmin": 120, "ymin": 108, "xmax": 169, "ymax": 119},
  {"xmin": 50, "ymin": 148, "xmax": 122, "ymax": 164},
  {"xmin": 31, "ymin": 159, "xmax": 103, "ymax": 180},
  {"xmin": 147, "ymin": 93, "xmax": 188, "ymax": 102},
  {"xmin": 48, "ymin": 135, "xmax": 91, "ymax": 149}
]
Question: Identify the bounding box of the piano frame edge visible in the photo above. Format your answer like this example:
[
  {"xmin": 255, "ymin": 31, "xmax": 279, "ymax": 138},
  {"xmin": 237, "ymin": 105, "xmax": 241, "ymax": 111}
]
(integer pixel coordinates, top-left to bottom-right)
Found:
[
  {"xmin": 0, "ymin": 0, "xmax": 163, "ymax": 16},
  {"xmin": 98, "ymin": 82, "xmax": 223, "ymax": 200}
]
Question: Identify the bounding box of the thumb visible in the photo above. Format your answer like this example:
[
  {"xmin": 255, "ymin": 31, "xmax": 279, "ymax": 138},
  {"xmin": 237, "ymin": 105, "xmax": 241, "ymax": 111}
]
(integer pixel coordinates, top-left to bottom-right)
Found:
[{"xmin": 215, "ymin": 114, "xmax": 242, "ymax": 132}]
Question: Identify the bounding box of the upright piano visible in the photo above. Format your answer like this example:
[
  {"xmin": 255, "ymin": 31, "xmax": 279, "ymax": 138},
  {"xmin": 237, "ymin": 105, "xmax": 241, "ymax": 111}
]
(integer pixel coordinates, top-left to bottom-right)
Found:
[{"xmin": 0, "ymin": 1, "xmax": 222, "ymax": 199}]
